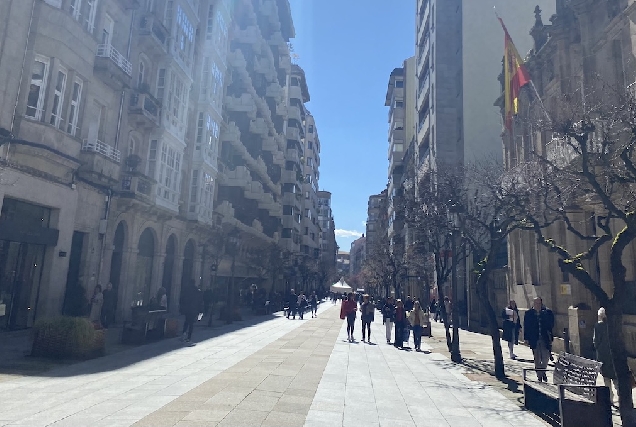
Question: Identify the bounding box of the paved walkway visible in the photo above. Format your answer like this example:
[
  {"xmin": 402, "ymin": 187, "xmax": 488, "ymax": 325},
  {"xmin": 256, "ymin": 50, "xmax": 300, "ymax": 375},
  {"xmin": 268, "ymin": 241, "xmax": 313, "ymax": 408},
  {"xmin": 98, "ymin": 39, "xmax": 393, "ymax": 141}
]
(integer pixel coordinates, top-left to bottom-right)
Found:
[{"xmin": 0, "ymin": 304, "xmax": 549, "ymax": 427}]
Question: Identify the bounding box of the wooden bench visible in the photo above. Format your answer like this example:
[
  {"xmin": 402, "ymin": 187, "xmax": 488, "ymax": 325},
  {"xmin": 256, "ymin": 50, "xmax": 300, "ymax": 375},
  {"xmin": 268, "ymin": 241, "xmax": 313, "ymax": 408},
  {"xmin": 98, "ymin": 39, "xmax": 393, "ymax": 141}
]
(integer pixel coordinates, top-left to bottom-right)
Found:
[
  {"xmin": 523, "ymin": 352, "xmax": 612, "ymax": 427},
  {"xmin": 122, "ymin": 308, "xmax": 167, "ymax": 344}
]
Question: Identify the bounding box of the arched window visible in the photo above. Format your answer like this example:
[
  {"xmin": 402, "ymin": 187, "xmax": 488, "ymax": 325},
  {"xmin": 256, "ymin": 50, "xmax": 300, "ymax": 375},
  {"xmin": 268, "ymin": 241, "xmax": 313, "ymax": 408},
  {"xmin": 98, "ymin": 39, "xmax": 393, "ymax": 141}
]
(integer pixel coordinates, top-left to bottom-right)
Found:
[
  {"xmin": 138, "ymin": 60, "xmax": 145, "ymax": 88},
  {"xmin": 128, "ymin": 135, "xmax": 138, "ymax": 157}
]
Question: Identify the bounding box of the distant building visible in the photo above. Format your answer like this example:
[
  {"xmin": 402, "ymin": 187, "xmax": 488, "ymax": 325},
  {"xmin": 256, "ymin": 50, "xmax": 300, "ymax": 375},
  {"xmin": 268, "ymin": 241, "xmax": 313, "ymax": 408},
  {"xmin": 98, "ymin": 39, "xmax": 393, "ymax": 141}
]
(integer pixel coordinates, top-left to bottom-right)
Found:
[
  {"xmin": 349, "ymin": 235, "xmax": 366, "ymax": 277},
  {"xmin": 336, "ymin": 251, "xmax": 350, "ymax": 279},
  {"xmin": 365, "ymin": 190, "xmax": 387, "ymax": 259}
]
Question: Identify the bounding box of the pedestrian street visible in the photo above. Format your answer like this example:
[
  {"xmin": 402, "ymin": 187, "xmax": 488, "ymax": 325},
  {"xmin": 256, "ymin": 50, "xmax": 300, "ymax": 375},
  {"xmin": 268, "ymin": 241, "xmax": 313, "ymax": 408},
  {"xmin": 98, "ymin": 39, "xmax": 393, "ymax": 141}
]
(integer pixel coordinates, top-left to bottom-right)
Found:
[{"xmin": 0, "ymin": 304, "xmax": 547, "ymax": 427}]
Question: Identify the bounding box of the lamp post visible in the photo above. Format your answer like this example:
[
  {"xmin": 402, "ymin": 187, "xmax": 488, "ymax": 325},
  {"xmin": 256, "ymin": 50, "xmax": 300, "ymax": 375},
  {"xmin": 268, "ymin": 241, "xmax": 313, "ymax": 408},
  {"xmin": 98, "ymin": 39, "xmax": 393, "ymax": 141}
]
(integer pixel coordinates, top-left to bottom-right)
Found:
[
  {"xmin": 226, "ymin": 229, "xmax": 240, "ymax": 324},
  {"xmin": 448, "ymin": 206, "xmax": 462, "ymax": 363}
]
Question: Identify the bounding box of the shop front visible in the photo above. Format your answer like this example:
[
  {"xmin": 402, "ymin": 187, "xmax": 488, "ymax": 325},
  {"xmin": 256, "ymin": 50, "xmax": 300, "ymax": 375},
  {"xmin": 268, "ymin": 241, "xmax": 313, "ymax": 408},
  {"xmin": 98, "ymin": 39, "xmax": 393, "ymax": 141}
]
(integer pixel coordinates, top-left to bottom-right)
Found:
[{"xmin": 0, "ymin": 198, "xmax": 58, "ymax": 330}]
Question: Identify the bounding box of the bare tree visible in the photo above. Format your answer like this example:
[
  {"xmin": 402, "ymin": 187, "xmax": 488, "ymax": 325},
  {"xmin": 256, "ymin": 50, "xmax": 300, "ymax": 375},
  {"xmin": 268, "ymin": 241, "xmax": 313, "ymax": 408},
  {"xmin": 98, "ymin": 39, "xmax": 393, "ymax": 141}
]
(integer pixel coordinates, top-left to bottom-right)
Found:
[{"xmin": 519, "ymin": 85, "xmax": 636, "ymax": 424}]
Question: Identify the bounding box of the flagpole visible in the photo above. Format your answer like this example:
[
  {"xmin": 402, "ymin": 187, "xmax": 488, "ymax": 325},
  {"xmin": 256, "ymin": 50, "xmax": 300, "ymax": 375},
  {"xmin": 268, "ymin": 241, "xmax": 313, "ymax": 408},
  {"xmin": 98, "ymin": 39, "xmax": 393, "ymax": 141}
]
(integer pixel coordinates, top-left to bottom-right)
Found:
[{"xmin": 530, "ymin": 80, "xmax": 551, "ymax": 121}]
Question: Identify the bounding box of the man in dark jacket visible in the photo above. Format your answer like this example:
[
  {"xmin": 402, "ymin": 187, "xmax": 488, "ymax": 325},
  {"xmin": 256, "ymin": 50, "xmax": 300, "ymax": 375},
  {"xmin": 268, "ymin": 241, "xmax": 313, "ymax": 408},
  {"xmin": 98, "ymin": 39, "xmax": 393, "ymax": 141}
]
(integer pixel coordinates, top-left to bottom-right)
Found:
[
  {"xmin": 524, "ymin": 297, "xmax": 554, "ymax": 382},
  {"xmin": 382, "ymin": 297, "xmax": 396, "ymax": 344},
  {"xmin": 287, "ymin": 289, "xmax": 297, "ymax": 319},
  {"xmin": 181, "ymin": 280, "xmax": 202, "ymax": 343}
]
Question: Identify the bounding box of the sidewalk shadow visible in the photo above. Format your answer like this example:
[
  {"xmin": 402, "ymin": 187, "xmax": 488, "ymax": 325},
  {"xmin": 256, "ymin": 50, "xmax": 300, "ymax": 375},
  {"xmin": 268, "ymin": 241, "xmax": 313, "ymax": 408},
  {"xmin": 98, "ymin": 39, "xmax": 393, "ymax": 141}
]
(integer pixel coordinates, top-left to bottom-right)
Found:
[{"xmin": 0, "ymin": 309, "xmax": 313, "ymax": 379}]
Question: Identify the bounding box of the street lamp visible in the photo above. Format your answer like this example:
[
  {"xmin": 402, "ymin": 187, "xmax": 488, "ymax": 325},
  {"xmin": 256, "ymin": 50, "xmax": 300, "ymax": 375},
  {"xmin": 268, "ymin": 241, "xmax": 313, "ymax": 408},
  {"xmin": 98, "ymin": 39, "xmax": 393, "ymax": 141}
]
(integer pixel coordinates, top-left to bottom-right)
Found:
[
  {"xmin": 226, "ymin": 229, "xmax": 240, "ymax": 324},
  {"xmin": 448, "ymin": 205, "xmax": 462, "ymax": 363}
]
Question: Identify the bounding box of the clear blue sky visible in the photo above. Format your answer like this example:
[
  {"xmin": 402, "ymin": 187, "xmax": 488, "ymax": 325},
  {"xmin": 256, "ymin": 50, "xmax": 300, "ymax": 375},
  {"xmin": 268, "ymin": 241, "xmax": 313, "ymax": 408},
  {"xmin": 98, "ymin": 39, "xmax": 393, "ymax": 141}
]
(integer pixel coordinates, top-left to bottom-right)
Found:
[{"xmin": 289, "ymin": 0, "xmax": 415, "ymax": 252}]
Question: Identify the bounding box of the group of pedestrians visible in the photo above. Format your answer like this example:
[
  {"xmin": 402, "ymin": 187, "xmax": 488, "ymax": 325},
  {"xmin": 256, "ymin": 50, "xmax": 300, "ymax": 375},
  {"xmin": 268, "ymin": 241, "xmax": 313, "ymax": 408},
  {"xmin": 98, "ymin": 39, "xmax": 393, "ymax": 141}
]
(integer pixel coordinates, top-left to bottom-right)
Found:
[
  {"xmin": 379, "ymin": 296, "xmax": 429, "ymax": 351},
  {"xmin": 285, "ymin": 289, "xmax": 318, "ymax": 320}
]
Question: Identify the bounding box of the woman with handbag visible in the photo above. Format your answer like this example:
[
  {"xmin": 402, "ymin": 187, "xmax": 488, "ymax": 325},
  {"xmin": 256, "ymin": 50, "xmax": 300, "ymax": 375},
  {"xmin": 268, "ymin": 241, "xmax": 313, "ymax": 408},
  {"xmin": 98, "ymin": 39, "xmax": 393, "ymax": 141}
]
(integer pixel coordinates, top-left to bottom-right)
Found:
[
  {"xmin": 340, "ymin": 293, "xmax": 358, "ymax": 342},
  {"xmin": 502, "ymin": 300, "xmax": 521, "ymax": 359},
  {"xmin": 408, "ymin": 301, "xmax": 428, "ymax": 351}
]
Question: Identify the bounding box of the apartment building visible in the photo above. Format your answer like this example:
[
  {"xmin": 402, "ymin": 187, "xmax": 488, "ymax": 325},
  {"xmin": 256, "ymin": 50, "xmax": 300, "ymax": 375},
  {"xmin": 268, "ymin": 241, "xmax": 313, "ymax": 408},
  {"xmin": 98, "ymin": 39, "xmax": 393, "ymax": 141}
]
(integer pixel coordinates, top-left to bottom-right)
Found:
[
  {"xmin": 301, "ymin": 111, "xmax": 320, "ymax": 260},
  {"xmin": 317, "ymin": 190, "xmax": 337, "ymax": 273},
  {"xmin": 349, "ymin": 235, "xmax": 366, "ymax": 277},
  {"xmin": 365, "ymin": 190, "xmax": 387, "ymax": 259},
  {"xmin": 0, "ymin": 0, "xmax": 332, "ymax": 329}
]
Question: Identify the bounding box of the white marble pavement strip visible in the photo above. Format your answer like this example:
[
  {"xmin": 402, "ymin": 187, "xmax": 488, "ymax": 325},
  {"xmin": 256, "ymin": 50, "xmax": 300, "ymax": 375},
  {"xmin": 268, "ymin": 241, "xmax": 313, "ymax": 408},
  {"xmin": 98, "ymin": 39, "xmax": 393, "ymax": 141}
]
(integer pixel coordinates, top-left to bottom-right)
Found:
[
  {"xmin": 306, "ymin": 314, "xmax": 548, "ymax": 427},
  {"xmin": 0, "ymin": 307, "xmax": 325, "ymax": 427}
]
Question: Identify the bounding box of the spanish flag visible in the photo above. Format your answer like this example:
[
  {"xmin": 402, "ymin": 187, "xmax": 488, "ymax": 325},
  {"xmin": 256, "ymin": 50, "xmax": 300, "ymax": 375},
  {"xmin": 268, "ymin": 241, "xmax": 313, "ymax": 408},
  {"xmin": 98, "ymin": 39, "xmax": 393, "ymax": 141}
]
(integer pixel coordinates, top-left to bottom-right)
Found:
[{"xmin": 498, "ymin": 16, "xmax": 531, "ymax": 131}]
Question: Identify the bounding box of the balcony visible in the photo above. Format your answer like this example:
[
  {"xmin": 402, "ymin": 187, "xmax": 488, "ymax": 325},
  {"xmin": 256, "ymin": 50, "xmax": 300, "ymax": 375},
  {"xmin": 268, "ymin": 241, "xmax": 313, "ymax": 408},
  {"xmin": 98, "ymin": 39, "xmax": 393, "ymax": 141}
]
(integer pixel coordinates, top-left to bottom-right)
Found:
[
  {"xmin": 234, "ymin": 26, "xmax": 261, "ymax": 52},
  {"xmin": 129, "ymin": 91, "xmax": 160, "ymax": 129},
  {"xmin": 286, "ymin": 126, "xmax": 301, "ymax": 141},
  {"xmin": 417, "ymin": 111, "xmax": 430, "ymax": 143},
  {"xmin": 266, "ymin": 83, "xmax": 284, "ymax": 101},
  {"xmin": 120, "ymin": 172, "xmax": 156, "ymax": 205},
  {"xmin": 417, "ymin": 37, "xmax": 430, "ymax": 78},
  {"xmin": 82, "ymin": 139, "xmax": 121, "ymax": 163},
  {"xmin": 244, "ymin": 181, "xmax": 264, "ymax": 200},
  {"xmin": 249, "ymin": 118, "xmax": 268, "ymax": 136},
  {"xmin": 225, "ymin": 94, "xmax": 258, "ymax": 118},
  {"xmin": 286, "ymin": 148, "xmax": 301, "ymax": 164},
  {"xmin": 282, "ymin": 169, "xmax": 299, "ymax": 184},
  {"xmin": 222, "ymin": 166, "xmax": 251, "ymax": 188},
  {"xmin": 138, "ymin": 14, "xmax": 169, "ymax": 57},
  {"xmin": 94, "ymin": 44, "xmax": 132, "ymax": 90},
  {"xmin": 288, "ymin": 105, "xmax": 302, "ymax": 123},
  {"xmin": 78, "ymin": 139, "xmax": 121, "ymax": 186},
  {"xmin": 417, "ymin": 72, "xmax": 430, "ymax": 111},
  {"xmin": 215, "ymin": 200, "xmax": 235, "ymax": 219}
]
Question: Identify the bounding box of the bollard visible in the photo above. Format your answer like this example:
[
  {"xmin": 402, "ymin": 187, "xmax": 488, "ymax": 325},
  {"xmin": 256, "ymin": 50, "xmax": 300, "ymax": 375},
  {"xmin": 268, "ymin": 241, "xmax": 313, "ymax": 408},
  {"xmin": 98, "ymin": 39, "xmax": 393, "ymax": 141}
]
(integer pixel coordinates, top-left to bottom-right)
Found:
[{"xmin": 563, "ymin": 327, "xmax": 570, "ymax": 353}]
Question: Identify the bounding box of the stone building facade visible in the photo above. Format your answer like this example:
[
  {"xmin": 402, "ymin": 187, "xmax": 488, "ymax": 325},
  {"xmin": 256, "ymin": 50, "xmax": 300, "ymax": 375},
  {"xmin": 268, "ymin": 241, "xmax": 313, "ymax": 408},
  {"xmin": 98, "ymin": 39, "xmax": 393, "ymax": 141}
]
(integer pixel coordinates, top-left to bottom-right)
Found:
[
  {"xmin": 499, "ymin": 1, "xmax": 636, "ymax": 357},
  {"xmin": 0, "ymin": 0, "xmax": 331, "ymax": 329}
]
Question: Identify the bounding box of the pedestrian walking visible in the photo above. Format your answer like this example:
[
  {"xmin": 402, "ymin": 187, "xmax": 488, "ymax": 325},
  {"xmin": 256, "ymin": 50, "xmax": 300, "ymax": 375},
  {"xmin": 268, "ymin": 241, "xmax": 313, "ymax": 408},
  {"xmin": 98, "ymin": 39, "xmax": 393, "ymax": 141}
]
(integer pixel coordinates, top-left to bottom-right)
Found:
[
  {"xmin": 89, "ymin": 285, "xmax": 103, "ymax": 326},
  {"xmin": 594, "ymin": 307, "xmax": 617, "ymax": 404},
  {"xmin": 287, "ymin": 289, "xmax": 297, "ymax": 319},
  {"xmin": 405, "ymin": 295, "xmax": 414, "ymax": 311},
  {"xmin": 429, "ymin": 299, "xmax": 437, "ymax": 322},
  {"xmin": 100, "ymin": 282, "xmax": 115, "ymax": 328},
  {"xmin": 180, "ymin": 280, "xmax": 203, "ymax": 343},
  {"xmin": 408, "ymin": 301, "xmax": 428, "ymax": 351},
  {"xmin": 394, "ymin": 299, "xmax": 407, "ymax": 349},
  {"xmin": 443, "ymin": 296, "xmax": 452, "ymax": 324},
  {"xmin": 310, "ymin": 291, "xmax": 318, "ymax": 318},
  {"xmin": 523, "ymin": 297, "xmax": 554, "ymax": 382},
  {"xmin": 340, "ymin": 292, "xmax": 358, "ymax": 342},
  {"xmin": 382, "ymin": 296, "xmax": 396, "ymax": 344},
  {"xmin": 297, "ymin": 292, "xmax": 308, "ymax": 319},
  {"xmin": 360, "ymin": 294, "xmax": 374, "ymax": 342},
  {"xmin": 502, "ymin": 300, "xmax": 521, "ymax": 359}
]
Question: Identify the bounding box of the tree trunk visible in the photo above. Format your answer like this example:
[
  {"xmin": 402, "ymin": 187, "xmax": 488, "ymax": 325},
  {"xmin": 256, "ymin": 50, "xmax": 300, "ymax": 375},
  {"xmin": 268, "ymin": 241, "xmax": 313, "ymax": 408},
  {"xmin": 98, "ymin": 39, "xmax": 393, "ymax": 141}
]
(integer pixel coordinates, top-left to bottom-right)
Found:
[
  {"xmin": 606, "ymin": 301, "xmax": 636, "ymax": 427},
  {"xmin": 475, "ymin": 279, "xmax": 505, "ymax": 379}
]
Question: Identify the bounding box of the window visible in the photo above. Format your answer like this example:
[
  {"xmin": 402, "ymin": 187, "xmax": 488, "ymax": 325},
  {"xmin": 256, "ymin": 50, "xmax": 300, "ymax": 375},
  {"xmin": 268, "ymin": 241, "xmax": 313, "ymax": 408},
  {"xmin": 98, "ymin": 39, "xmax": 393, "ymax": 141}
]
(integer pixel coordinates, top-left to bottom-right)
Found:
[
  {"xmin": 291, "ymin": 77, "xmax": 299, "ymax": 86},
  {"xmin": 308, "ymin": 141, "xmax": 313, "ymax": 150},
  {"xmin": 69, "ymin": 0, "xmax": 82, "ymax": 20},
  {"xmin": 156, "ymin": 68, "xmax": 166, "ymax": 100},
  {"xmin": 206, "ymin": 5, "xmax": 214, "ymax": 40},
  {"xmin": 44, "ymin": 0, "xmax": 62, "ymax": 8},
  {"xmin": 307, "ymin": 157, "xmax": 313, "ymax": 167},
  {"xmin": 143, "ymin": 0, "xmax": 154, "ymax": 12},
  {"xmin": 207, "ymin": 115, "xmax": 219, "ymax": 150},
  {"xmin": 137, "ymin": 60, "xmax": 145, "ymax": 88},
  {"xmin": 157, "ymin": 143, "xmax": 181, "ymax": 203},
  {"xmin": 395, "ymin": 80, "xmax": 404, "ymax": 88},
  {"xmin": 395, "ymin": 100, "xmax": 404, "ymax": 108},
  {"xmin": 196, "ymin": 112, "xmax": 204, "ymax": 145},
  {"xmin": 201, "ymin": 57, "xmax": 210, "ymax": 95},
  {"xmin": 164, "ymin": 1, "xmax": 173, "ymax": 30},
  {"xmin": 101, "ymin": 14, "xmax": 114, "ymax": 45},
  {"xmin": 128, "ymin": 136, "xmax": 137, "ymax": 157},
  {"xmin": 308, "ymin": 125, "xmax": 314, "ymax": 133},
  {"xmin": 67, "ymin": 79, "xmax": 82, "ymax": 136},
  {"xmin": 49, "ymin": 68, "xmax": 67, "ymax": 128},
  {"xmin": 26, "ymin": 56, "xmax": 49, "ymax": 120},
  {"xmin": 393, "ymin": 143, "xmax": 404, "ymax": 152},
  {"xmin": 211, "ymin": 61, "xmax": 223, "ymax": 108},
  {"xmin": 148, "ymin": 139, "xmax": 157, "ymax": 177},
  {"xmin": 190, "ymin": 169, "xmax": 198, "ymax": 212},
  {"xmin": 215, "ymin": 11, "xmax": 228, "ymax": 51},
  {"xmin": 85, "ymin": 0, "xmax": 98, "ymax": 33},
  {"xmin": 176, "ymin": 5, "xmax": 194, "ymax": 57}
]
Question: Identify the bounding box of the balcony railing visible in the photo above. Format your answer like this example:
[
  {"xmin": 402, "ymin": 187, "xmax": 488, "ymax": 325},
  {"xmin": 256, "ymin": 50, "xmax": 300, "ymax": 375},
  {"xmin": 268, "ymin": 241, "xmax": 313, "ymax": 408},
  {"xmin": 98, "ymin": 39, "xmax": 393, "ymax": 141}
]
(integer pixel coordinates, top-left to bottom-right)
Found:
[
  {"xmin": 139, "ymin": 14, "xmax": 169, "ymax": 53},
  {"xmin": 82, "ymin": 139, "xmax": 121, "ymax": 163},
  {"xmin": 96, "ymin": 44, "xmax": 132, "ymax": 76},
  {"xmin": 129, "ymin": 92, "xmax": 160, "ymax": 126}
]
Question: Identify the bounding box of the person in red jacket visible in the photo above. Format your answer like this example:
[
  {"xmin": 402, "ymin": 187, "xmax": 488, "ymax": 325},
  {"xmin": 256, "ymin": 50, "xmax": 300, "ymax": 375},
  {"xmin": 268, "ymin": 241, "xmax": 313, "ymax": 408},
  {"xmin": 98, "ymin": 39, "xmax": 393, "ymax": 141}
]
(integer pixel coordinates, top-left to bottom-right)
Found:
[{"xmin": 340, "ymin": 292, "xmax": 358, "ymax": 342}]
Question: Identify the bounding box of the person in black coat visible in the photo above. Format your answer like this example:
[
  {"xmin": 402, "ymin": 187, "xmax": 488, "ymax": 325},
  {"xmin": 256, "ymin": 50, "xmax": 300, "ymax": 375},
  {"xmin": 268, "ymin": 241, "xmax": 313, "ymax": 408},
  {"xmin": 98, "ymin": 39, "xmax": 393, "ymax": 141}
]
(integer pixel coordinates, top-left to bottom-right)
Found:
[
  {"xmin": 181, "ymin": 280, "xmax": 202, "ymax": 343},
  {"xmin": 382, "ymin": 297, "xmax": 396, "ymax": 344},
  {"xmin": 287, "ymin": 289, "xmax": 297, "ymax": 319},
  {"xmin": 523, "ymin": 297, "xmax": 554, "ymax": 382},
  {"xmin": 502, "ymin": 300, "xmax": 521, "ymax": 359}
]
